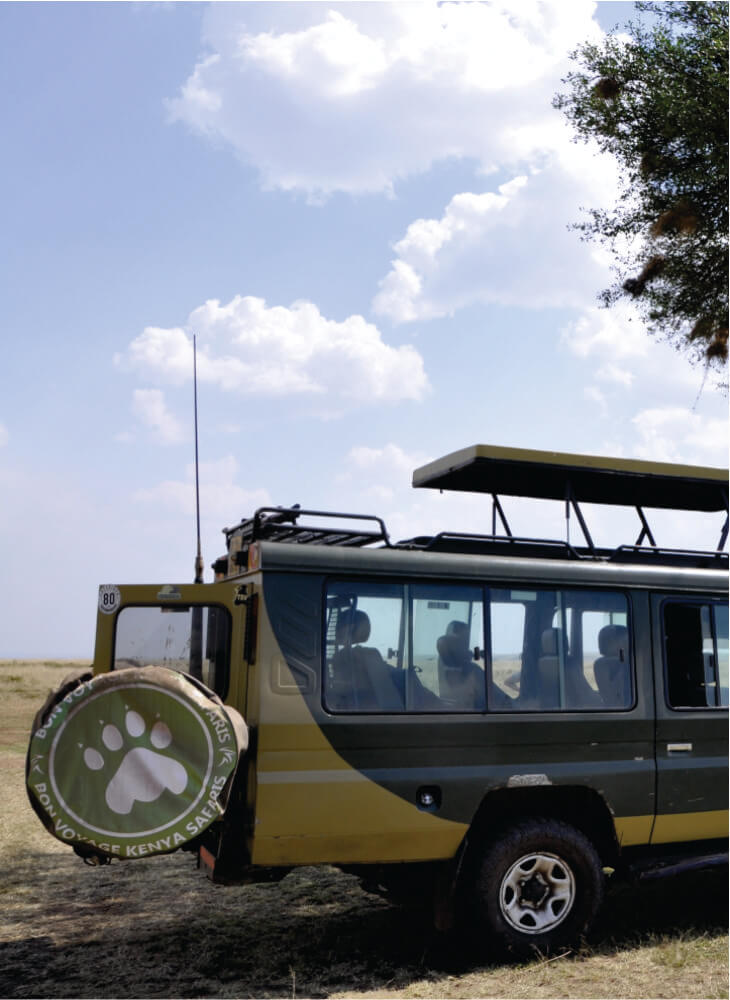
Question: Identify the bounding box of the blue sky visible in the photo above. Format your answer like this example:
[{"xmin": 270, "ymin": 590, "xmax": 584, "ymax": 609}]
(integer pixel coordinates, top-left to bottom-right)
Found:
[{"xmin": 1, "ymin": 1, "xmax": 727, "ymax": 658}]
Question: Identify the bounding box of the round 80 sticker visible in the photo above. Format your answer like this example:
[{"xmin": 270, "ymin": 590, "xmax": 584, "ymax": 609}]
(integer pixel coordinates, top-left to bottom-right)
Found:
[{"xmin": 98, "ymin": 585, "xmax": 121, "ymax": 615}]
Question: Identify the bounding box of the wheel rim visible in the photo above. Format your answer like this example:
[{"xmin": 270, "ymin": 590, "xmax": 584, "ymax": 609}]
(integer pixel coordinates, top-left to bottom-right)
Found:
[{"xmin": 499, "ymin": 851, "xmax": 576, "ymax": 935}]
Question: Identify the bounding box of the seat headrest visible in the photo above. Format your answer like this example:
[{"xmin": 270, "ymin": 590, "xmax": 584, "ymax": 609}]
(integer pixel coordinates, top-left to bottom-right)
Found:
[
  {"xmin": 541, "ymin": 628, "xmax": 567, "ymax": 656},
  {"xmin": 437, "ymin": 632, "xmax": 469, "ymax": 668},
  {"xmin": 598, "ymin": 624, "xmax": 628, "ymax": 658},
  {"xmin": 336, "ymin": 609, "xmax": 371, "ymax": 645}
]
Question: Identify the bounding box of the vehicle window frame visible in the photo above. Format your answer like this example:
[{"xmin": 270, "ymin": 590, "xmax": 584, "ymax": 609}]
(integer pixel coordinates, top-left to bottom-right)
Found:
[
  {"xmin": 486, "ymin": 584, "xmax": 635, "ymax": 713},
  {"xmin": 661, "ymin": 596, "xmax": 728, "ymax": 711},
  {"xmin": 322, "ymin": 578, "xmax": 636, "ymax": 716},
  {"xmin": 322, "ymin": 577, "xmax": 487, "ymax": 715},
  {"xmin": 111, "ymin": 602, "xmax": 232, "ymax": 700}
]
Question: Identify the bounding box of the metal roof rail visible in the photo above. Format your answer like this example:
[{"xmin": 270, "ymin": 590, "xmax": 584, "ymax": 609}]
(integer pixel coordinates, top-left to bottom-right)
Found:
[
  {"xmin": 609, "ymin": 545, "xmax": 729, "ymax": 569},
  {"xmin": 395, "ymin": 532, "xmax": 591, "ymax": 560},
  {"xmin": 224, "ymin": 505, "xmax": 392, "ymax": 551}
]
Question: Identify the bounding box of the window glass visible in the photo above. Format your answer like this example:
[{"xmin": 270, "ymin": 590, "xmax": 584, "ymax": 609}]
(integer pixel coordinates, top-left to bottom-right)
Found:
[
  {"xmin": 663, "ymin": 601, "xmax": 727, "ymax": 709},
  {"xmin": 325, "ymin": 583, "xmax": 405, "ymax": 712},
  {"xmin": 412, "ymin": 584, "xmax": 485, "ymax": 710},
  {"xmin": 325, "ymin": 582, "xmax": 632, "ymax": 714},
  {"xmin": 489, "ymin": 588, "xmax": 631, "ymax": 712},
  {"xmin": 324, "ymin": 582, "xmax": 485, "ymax": 712},
  {"xmin": 114, "ymin": 605, "xmax": 230, "ymax": 697},
  {"xmin": 489, "ymin": 598, "xmax": 526, "ymax": 704}
]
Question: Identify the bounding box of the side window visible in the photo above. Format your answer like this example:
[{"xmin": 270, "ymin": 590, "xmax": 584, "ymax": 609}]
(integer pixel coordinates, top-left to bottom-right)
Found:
[
  {"xmin": 488, "ymin": 588, "xmax": 631, "ymax": 712},
  {"xmin": 412, "ymin": 584, "xmax": 485, "ymax": 710},
  {"xmin": 664, "ymin": 600, "xmax": 728, "ymax": 709},
  {"xmin": 113, "ymin": 605, "xmax": 231, "ymax": 698},
  {"xmin": 489, "ymin": 597, "xmax": 526, "ymax": 706},
  {"xmin": 325, "ymin": 583, "xmax": 405, "ymax": 712},
  {"xmin": 324, "ymin": 581, "xmax": 485, "ymax": 713}
]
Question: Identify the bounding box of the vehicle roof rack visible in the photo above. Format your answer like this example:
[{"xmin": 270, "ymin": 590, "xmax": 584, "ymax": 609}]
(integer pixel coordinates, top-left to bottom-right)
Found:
[
  {"xmin": 224, "ymin": 505, "xmax": 392, "ymax": 562},
  {"xmin": 412, "ymin": 444, "xmax": 728, "ymax": 561}
]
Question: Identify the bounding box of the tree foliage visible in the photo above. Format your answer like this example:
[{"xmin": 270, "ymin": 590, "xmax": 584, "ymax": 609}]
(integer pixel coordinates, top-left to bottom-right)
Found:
[{"xmin": 554, "ymin": 2, "xmax": 728, "ymax": 369}]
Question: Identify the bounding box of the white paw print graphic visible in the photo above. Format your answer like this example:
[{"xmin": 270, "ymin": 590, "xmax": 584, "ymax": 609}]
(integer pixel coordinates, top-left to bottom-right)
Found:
[{"xmin": 83, "ymin": 710, "xmax": 188, "ymax": 815}]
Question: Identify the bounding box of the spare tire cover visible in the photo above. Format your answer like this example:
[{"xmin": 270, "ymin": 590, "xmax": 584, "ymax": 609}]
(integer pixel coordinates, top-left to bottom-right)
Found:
[{"xmin": 27, "ymin": 667, "xmax": 247, "ymax": 859}]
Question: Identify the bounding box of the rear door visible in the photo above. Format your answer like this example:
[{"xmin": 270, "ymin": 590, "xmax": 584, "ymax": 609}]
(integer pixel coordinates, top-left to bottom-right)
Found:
[
  {"xmin": 95, "ymin": 581, "xmax": 249, "ymax": 712},
  {"xmin": 650, "ymin": 594, "xmax": 729, "ymax": 844}
]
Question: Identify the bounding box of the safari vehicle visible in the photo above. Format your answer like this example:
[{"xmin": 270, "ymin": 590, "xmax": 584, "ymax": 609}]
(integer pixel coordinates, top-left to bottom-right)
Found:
[{"xmin": 27, "ymin": 445, "xmax": 729, "ymax": 956}]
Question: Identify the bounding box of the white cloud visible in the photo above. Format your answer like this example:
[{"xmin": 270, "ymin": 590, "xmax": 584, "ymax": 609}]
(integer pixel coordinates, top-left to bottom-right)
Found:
[
  {"xmin": 561, "ymin": 303, "xmax": 651, "ymax": 361},
  {"xmin": 347, "ymin": 442, "xmax": 424, "ymax": 477},
  {"xmin": 595, "ymin": 363, "xmax": 635, "ymax": 388},
  {"xmin": 373, "ymin": 149, "xmax": 619, "ymax": 322},
  {"xmin": 169, "ymin": 2, "xmax": 624, "ymax": 332},
  {"xmin": 168, "ymin": 2, "xmax": 604, "ymax": 197},
  {"xmin": 341, "ymin": 442, "xmax": 428, "ymax": 503},
  {"xmin": 118, "ymin": 295, "xmax": 429, "ymax": 407},
  {"xmin": 134, "ymin": 455, "xmax": 270, "ymax": 520},
  {"xmin": 560, "ymin": 301, "xmax": 726, "ymax": 403},
  {"xmin": 132, "ymin": 389, "xmax": 185, "ymax": 444},
  {"xmin": 631, "ymin": 408, "xmax": 729, "ymax": 466},
  {"xmin": 583, "ymin": 385, "xmax": 607, "ymax": 414},
  {"xmin": 0, "ymin": 423, "xmax": 8, "ymax": 447}
]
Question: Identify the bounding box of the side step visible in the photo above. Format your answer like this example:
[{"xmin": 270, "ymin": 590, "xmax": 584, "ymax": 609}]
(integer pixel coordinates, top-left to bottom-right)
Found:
[{"xmin": 628, "ymin": 851, "xmax": 728, "ymax": 881}]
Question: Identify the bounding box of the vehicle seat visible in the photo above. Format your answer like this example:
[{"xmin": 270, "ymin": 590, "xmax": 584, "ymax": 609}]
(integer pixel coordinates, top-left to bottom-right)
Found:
[
  {"xmin": 537, "ymin": 628, "xmax": 564, "ymax": 708},
  {"xmin": 593, "ymin": 625, "xmax": 631, "ymax": 708},
  {"xmin": 331, "ymin": 609, "xmax": 403, "ymax": 711},
  {"xmin": 437, "ymin": 621, "xmax": 471, "ymax": 685},
  {"xmin": 437, "ymin": 621, "xmax": 486, "ymax": 710}
]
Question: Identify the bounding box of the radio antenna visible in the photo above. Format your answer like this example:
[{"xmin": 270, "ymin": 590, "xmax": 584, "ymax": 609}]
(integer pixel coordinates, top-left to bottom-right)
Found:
[{"xmin": 193, "ymin": 334, "xmax": 204, "ymax": 584}]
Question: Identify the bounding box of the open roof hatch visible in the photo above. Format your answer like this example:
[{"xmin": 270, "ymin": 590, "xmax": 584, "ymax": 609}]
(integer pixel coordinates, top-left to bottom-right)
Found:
[{"xmin": 411, "ymin": 444, "xmax": 728, "ymax": 566}]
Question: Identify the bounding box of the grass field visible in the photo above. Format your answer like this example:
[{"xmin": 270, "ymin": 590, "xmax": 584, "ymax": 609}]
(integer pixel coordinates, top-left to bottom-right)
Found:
[{"xmin": 0, "ymin": 660, "xmax": 727, "ymax": 999}]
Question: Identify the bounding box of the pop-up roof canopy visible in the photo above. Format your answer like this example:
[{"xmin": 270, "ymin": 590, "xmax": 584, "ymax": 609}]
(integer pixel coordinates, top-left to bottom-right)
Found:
[
  {"xmin": 411, "ymin": 444, "xmax": 728, "ymax": 559},
  {"xmin": 413, "ymin": 444, "xmax": 728, "ymax": 513}
]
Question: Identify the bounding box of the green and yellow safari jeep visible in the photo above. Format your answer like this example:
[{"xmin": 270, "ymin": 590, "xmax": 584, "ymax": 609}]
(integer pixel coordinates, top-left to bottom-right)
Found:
[{"xmin": 26, "ymin": 445, "xmax": 729, "ymax": 957}]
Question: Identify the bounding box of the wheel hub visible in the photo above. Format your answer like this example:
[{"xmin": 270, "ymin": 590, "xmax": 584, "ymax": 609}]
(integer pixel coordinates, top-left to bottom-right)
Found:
[
  {"xmin": 499, "ymin": 851, "xmax": 576, "ymax": 935},
  {"xmin": 519, "ymin": 871, "xmax": 550, "ymax": 908}
]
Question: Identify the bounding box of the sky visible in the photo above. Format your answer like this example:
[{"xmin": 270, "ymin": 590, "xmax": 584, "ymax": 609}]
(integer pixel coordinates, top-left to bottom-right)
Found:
[{"xmin": 1, "ymin": 1, "xmax": 727, "ymax": 658}]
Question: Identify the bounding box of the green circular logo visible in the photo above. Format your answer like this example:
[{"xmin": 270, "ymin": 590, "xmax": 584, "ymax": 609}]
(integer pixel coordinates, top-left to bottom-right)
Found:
[{"xmin": 28, "ymin": 676, "xmax": 240, "ymax": 858}]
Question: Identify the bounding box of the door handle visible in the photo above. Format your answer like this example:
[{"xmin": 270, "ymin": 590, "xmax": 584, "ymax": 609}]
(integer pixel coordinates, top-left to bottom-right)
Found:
[{"xmin": 667, "ymin": 742, "xmax": 693, "ymax": 752}]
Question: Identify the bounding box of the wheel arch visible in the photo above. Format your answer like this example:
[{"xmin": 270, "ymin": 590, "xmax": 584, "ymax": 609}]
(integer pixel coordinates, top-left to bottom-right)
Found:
[{"xmin": 464, "ymin": 784, "xmax": 620, "ymax": 870}]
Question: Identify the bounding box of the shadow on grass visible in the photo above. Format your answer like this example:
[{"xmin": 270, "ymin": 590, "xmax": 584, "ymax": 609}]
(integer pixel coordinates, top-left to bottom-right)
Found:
[{"xmin": 0, "ymin": 851, "xmax": 726, "ymax": 999}]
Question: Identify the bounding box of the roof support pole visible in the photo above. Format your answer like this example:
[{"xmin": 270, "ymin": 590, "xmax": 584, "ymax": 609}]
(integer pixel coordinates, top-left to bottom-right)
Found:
[
  {"xmin": 634, "ymin": 506, "xmax": 657, "ymax": 547},
  {"xmin": 565, "ymin": 483, "xmax": 596, "ymax": 553},
  {"xmin": 718, "ymin": 491, "xmax": 728, "ymax": 551},
  {"xmin": 491, "ymin": 493, "xmax": 513, "ymax": 537},
  {"xmin": 719, "ymin": 515, "xmax": 729, "ymax": 552}
]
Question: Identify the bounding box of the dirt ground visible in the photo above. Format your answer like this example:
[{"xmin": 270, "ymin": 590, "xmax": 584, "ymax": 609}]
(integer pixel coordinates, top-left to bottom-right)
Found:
[{"xmin": 1, "ymin": 661, "xmax": 727, "ymax": 1000}]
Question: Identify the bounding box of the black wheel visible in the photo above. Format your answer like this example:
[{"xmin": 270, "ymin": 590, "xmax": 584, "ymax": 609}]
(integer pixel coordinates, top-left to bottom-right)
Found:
[{"xmin": 475, "ymin": 818, "xmax": 604, "ymax": 958}]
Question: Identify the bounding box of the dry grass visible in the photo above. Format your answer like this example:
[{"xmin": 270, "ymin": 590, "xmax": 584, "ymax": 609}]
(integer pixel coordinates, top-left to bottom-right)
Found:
[{"xmin": 0, "ymin": 660, "xmax": 727, "ymax": 1000}]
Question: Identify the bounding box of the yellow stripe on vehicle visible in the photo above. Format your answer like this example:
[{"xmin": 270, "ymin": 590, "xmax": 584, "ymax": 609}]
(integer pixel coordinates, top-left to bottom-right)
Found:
[
  {"xmin": 651, "ymin": 809, "xmax": 729, "ymax": 844},
  {"xmin": 614, "ymin": 814, "xmax": 655, "ymax": 846}
]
